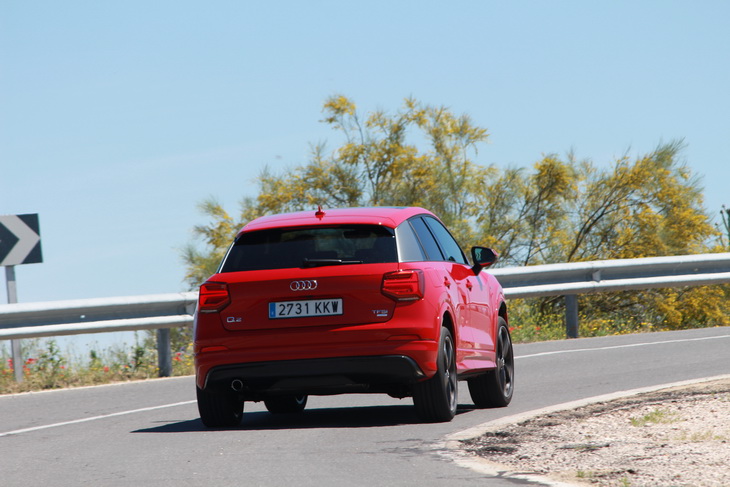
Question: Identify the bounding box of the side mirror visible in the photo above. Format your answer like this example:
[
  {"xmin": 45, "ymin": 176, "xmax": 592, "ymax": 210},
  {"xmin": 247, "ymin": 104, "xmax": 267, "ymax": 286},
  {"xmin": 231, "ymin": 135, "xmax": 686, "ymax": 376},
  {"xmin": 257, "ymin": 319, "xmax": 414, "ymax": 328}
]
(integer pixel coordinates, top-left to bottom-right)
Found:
[{"xmin": 471, "ymin": 247, "xmax": 499, "ymax": 274}]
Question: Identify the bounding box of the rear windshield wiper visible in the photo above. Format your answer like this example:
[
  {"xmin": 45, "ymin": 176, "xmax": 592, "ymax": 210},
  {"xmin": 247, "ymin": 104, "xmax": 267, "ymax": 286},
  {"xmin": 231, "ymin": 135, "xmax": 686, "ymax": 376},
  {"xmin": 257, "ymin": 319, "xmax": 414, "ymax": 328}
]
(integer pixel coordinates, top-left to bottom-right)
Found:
[{"xmin": 302, "ymin": 258, "xmax": 364, "ymax": 268}]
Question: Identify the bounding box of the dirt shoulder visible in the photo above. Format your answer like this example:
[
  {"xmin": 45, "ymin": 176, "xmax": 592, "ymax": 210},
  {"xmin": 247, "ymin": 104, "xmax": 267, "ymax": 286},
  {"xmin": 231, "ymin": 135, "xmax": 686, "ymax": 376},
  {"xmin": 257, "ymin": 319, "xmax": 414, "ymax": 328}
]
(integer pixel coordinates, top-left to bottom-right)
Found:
[{"xmin": 448, "ymin": 377, "xmax": 730, "ymax": 487}]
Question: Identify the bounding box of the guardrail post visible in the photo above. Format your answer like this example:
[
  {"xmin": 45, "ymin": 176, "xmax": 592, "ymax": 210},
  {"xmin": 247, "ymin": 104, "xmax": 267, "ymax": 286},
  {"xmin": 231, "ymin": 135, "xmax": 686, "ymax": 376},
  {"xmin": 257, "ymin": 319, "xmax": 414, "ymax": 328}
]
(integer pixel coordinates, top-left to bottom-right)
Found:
[
  {"xmin": 157, "ymin": 328, "xmax": 172, "ymax": 377},
  {"xmin": 565, "ymin": 294, "xmax": 579, "ymax": 339},
  {"xmin": 11, "ymin": 339, "xmax": 23, "ymax": 383}
]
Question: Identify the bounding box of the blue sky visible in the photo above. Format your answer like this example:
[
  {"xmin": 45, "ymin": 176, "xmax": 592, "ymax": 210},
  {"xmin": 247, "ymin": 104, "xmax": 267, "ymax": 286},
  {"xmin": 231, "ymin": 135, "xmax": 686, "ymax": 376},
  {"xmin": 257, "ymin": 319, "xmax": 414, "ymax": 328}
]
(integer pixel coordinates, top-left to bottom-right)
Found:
[{"xmin": 2, "ymin": 1, "xmax": 729, "ymax": 305}]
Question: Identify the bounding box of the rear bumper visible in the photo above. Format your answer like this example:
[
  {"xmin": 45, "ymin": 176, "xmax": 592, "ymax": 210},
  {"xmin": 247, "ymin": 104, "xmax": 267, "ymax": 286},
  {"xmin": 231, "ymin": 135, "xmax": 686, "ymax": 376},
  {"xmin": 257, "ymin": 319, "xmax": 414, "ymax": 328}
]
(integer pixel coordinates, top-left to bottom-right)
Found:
[{"xmin": 202, "ymin": 355, "xmax": 427, "ymax": 398}]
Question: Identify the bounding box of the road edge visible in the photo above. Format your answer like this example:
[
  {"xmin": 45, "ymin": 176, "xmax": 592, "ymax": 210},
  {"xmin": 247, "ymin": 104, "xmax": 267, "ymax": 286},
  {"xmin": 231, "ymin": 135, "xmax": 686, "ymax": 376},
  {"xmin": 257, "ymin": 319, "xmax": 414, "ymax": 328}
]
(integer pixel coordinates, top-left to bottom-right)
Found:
[
  {"xmin": 0, "ymin": 374, "xmax": 194, "ymax": 399},
  {"xmin": 437, "ymin": 374, "xmax": 730, "ymax": 487}
]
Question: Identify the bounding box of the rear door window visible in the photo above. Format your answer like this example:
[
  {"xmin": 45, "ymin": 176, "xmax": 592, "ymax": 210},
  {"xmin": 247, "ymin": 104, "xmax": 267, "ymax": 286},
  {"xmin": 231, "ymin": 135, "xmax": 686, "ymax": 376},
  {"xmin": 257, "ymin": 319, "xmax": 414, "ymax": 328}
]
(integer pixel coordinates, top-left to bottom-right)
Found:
[
  {"xmin": 423, "ymin": 217, "xmax": 468, "ymax": 264},
  {"xmin": 220, "ymin": 225, "xmax": 397, "ymax": 272},
  {"xmin": 409, "ymin": 217, "xmax": 445, "ymax": 262}
]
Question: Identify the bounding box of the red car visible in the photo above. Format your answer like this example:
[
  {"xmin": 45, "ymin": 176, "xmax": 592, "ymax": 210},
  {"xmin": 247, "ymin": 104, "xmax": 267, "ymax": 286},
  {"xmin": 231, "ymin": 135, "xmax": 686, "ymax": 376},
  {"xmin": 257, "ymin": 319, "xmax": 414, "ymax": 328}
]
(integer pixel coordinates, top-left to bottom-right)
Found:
[{"xmin": 194, "ymin": 207, "xmax": 513, "ymax": 426}]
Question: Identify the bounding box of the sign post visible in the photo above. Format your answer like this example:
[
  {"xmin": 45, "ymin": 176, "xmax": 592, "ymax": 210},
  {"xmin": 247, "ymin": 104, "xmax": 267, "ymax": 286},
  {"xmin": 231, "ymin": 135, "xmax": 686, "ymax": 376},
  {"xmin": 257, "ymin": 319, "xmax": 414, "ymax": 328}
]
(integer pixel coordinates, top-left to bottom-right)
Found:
[
  {"xmin": 5, "ymin": 266, "xmax": 23, "ymax": 381},
  {"xmin": 1, "ymin": 214, "xmax": 43, "ymax": 382}
]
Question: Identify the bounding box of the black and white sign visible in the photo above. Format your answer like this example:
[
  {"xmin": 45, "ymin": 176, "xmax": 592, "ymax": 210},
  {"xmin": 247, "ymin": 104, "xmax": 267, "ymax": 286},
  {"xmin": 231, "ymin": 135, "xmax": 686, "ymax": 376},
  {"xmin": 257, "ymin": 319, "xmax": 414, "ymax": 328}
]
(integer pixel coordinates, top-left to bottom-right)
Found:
[{"xmin": 0, "ymin": 214, "xmax": 43, "ymax": 267}]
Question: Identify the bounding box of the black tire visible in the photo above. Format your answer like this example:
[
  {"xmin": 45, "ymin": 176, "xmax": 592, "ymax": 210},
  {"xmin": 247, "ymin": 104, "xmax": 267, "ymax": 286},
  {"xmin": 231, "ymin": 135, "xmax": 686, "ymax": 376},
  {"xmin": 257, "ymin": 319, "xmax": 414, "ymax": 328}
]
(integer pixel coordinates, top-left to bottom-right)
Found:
[
  {"xmin": 264, "ymin": 395, "xmax": 308, "ymax": 414},
  {"xmin": 196, "ymin": 386, "xmax": 244, "ymax": 428},
  {"xmin": 468, "ymin": 317, "xmax": 514, "ymax": 408},
  {"xmin": 412, "ymin": 326, "xmax": 458, "ymax": 423}
]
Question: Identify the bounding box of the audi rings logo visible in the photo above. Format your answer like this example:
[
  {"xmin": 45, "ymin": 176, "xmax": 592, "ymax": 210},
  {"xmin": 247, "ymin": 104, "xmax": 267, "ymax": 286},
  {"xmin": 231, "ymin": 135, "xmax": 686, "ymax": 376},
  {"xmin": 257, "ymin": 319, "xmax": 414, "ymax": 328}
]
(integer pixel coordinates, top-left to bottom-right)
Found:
[{"xmin": 290, "ymin": 280, "xmax": 318, "ymax": 291}]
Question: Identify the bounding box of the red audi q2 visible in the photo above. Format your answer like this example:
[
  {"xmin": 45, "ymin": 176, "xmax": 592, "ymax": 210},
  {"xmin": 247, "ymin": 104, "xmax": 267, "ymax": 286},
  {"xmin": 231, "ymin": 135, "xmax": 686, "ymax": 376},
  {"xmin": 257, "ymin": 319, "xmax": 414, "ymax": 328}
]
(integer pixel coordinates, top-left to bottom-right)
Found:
[{"xmin": 194, "ymin": 207, "xmax": 513, "ymax": 426}]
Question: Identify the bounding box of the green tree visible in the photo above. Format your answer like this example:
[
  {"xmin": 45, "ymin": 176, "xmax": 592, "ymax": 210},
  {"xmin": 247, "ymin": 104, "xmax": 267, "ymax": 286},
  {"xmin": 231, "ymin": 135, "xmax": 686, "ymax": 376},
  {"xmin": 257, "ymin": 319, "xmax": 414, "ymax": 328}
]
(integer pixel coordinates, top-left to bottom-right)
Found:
[
  {"xmin": 720, "ymin": 205, "xmax": 730, "ymax": 249},
  {"xmin": 183, "ymin": 96, "xmax": 729, "ymax": 334},
  {"xmin": 182, "ymin": 199, "xmax": 240, "ymax": 287},
  {"xmin": 183, "ymin": 95, "xmax": 492, "ymax": 286}
]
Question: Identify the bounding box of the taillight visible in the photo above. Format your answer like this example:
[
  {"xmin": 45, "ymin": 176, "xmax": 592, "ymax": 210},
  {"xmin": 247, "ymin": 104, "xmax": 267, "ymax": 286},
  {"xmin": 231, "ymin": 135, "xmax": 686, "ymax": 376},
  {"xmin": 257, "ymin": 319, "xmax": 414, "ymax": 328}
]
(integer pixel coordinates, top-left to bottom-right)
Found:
[
  {"xmin": 198, "ymin": 282, "xmax": 230, "ymax": 313},
  {"xmin": 381, "ymin": 269, "xmax": 424, "ymax": 301}
]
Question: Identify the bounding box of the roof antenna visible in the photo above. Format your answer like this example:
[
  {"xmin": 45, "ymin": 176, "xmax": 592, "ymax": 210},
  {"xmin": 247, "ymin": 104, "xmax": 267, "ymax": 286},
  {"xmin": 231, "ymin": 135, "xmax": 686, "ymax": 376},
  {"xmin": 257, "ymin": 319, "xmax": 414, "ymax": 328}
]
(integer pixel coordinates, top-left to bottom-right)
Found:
[{"xmin": 315, "ymin": 205, "xmax": 325, "ymax": 220}]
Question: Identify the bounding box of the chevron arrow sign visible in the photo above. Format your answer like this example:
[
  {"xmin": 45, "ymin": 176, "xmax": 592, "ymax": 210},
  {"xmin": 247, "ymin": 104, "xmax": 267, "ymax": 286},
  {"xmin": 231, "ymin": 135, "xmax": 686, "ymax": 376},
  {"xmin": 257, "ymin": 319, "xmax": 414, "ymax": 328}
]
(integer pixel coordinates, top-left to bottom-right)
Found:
[{"xmin": 0, "ymin": 214, "xmax": 43, "ymax": 267}]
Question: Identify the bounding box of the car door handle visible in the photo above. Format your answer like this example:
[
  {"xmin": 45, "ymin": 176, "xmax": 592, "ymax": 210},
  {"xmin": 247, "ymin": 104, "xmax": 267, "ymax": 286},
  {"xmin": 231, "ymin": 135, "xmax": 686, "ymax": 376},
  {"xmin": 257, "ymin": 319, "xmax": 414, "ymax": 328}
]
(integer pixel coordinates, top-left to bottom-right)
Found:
[
  {"xmin": 466, "ymin": 281, "xmax": 473, "ymax": 291},
  {"xmin": 443, "ymin": 277, "xmax": 451, "ymax": 288}
]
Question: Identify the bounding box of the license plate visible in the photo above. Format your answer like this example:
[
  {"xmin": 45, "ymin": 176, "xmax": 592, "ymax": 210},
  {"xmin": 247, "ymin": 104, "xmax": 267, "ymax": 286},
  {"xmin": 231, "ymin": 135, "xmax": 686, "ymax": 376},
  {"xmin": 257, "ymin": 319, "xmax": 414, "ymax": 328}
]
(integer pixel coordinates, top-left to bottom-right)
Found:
[{"xmin": 268, "ymin": 298, "xmax": 343, "ymax": 319}]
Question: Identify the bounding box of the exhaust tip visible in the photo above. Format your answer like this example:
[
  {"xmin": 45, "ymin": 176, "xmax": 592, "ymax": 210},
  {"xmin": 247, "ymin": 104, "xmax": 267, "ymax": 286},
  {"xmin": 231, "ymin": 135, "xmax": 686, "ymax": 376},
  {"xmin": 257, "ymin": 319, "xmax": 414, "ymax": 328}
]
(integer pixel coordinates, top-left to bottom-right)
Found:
[{"xmin": 231, "ymin": 379, "xmax": 244, "ymax": 392}]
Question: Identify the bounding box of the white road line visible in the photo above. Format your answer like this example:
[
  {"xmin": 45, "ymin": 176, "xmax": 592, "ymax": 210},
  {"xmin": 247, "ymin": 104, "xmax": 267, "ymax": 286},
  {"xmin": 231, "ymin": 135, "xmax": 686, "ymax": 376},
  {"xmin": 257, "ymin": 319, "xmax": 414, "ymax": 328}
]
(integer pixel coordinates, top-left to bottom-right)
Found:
[
  {"xmin": 0, "ymin": 400, "xmax": 196, "ymax": 438},
  {"xmin": 4, "ymin": 334, "xmax": 728, "ymax": 438},
  {"xmin": 517, "ymin": 333, "xmax": 730, "ymax": 359}
]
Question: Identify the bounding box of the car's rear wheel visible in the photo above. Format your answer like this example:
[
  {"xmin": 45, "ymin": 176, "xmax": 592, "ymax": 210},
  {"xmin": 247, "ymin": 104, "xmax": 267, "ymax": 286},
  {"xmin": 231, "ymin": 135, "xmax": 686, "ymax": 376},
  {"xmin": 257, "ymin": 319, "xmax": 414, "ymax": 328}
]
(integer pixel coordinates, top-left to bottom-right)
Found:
[
  {"xmin": 468, "ymin": 317, "xmax": 514, "ymax": 408},
  {"xmin": 264, "ymin": 395, "xmax": 308, "ymax": 414},
  {"xmin": 196, "ymin": 386, "xmax": 244, "ymax": 427},
  {"xmin": 412, "ymin": 326, "xmax": 458, "ymax": 422}
]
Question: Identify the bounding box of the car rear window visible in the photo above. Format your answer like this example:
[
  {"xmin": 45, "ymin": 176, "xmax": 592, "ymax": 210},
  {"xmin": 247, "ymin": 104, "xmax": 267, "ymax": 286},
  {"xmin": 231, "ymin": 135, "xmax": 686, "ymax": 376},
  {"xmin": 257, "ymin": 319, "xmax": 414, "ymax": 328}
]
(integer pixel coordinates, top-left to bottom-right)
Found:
[{"xmin": 220, "ymin": 225, "xmax": 398, "ymax": 272}]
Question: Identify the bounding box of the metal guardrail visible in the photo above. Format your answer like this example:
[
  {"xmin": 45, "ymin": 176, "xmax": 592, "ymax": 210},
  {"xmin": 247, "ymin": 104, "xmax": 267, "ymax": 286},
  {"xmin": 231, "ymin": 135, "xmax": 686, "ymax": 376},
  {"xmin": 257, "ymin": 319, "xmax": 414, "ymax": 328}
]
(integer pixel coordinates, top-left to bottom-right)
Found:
[
  {"xmin": 2, "ymin": 253, "xmax": 730, "ymax": 381},
  {"xmin": 0, "ymin": 292, "xmax": 197, "ymax": 339},
  {"xmin": 492, "ymin": 252, "xmax": 730, "ymax": 298},
  {"xmin": 0, "ymin": 293, "xmax": 197, "ymax": 382},
  {"xmin": 491, "ymin": 252, "xmax": 730, "ymax": 337}
]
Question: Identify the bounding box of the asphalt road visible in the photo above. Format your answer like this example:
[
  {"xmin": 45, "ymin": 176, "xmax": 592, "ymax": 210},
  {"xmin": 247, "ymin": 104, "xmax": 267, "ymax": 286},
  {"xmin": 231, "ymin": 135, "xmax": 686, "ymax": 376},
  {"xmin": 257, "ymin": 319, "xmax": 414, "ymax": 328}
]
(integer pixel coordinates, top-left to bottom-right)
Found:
[{"xmin": 2, "ymin": 326, "xmax": 729, "ymax": 486}]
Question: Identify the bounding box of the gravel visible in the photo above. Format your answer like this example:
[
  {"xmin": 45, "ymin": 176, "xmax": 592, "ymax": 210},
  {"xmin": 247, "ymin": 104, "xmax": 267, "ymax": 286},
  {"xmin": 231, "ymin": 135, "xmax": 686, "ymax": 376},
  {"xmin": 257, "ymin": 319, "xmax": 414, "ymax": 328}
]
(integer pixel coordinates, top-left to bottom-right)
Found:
[{"xmin": 457, "ymin": 378, "xmax": 730, "ymax": 486}]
